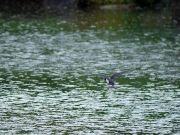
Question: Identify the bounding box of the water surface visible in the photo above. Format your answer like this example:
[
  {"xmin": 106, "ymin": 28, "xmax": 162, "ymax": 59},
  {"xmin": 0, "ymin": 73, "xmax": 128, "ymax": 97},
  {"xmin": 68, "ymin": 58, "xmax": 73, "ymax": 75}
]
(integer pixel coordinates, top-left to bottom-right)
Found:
[{"xmin": 0, "ymin": 8, "xmax": 180, "ymax": 134}]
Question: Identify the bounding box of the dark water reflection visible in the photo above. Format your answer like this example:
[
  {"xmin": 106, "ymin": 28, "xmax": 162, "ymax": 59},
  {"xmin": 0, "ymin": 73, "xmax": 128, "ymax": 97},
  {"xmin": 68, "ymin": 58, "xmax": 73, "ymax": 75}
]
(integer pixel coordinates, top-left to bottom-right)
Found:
[{"xmin": 0, "ymin": 9, "xmax": 180, "ymax": 134}]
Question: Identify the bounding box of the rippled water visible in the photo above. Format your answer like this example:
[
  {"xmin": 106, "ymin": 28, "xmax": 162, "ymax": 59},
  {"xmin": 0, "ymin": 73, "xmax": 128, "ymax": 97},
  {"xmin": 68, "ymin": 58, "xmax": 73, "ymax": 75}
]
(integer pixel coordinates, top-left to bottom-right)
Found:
[{"xmin": 0, "ymin": 9, "xmax": 180, "ymax": 134}]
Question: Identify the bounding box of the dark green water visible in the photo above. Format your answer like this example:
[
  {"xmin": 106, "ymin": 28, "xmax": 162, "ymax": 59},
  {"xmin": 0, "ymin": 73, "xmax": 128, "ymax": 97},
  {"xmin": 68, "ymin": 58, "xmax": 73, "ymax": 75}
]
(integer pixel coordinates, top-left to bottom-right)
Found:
[{"xmin": 0, "ymin": 9, "xmax": 180, "ymax": 134}]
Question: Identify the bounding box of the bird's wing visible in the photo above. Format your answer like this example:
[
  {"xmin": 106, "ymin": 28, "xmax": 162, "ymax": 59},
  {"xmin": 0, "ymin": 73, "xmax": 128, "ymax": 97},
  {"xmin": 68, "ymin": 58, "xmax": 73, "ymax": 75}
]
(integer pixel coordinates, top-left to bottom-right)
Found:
[
  {"xmin": 98, "ymin": 74, "xmax": 108, "ymax": 80},
  {"xmin": 110, "ymin": 71, "xmax": 127, "ymax": 80}
]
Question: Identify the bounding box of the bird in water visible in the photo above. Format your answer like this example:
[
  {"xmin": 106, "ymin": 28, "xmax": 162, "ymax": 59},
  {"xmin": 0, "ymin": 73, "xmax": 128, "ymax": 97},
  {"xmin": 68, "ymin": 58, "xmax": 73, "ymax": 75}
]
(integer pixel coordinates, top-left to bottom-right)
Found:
[{"xmin": 98, "ymin": 71, "xmax": 127, "ymax": 88}]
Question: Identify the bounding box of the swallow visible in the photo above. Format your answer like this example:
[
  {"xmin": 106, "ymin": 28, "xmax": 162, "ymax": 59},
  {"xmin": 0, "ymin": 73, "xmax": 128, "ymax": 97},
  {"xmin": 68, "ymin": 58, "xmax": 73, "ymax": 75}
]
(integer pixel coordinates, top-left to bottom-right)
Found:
[{"xmin": 98, "ymin": 71, "xmax": 127, "ymax": 87}]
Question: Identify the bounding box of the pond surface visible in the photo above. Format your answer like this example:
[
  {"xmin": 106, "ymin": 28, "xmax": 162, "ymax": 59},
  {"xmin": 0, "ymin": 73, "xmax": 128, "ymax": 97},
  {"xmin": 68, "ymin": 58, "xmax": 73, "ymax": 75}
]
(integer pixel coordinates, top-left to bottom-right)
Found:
[{"xmin": 0, "ymin": 8, "xmax": 180, "ymax": 134}]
